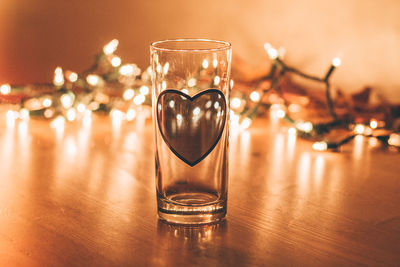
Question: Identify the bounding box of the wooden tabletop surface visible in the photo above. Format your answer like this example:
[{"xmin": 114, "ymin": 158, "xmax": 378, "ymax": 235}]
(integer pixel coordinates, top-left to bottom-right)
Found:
[{"xmin": 0, "ymin": 110, "xmax": 399, "ymax": 266}]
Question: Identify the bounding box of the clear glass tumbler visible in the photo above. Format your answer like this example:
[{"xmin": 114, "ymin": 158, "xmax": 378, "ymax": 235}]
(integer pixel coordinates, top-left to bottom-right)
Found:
[{"xmin": 151, "ymin": 39, "xmax": 232, "ymax": 224}]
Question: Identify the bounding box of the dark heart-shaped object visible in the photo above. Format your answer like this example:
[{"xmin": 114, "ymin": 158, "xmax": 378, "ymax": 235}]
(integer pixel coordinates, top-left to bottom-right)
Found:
[{"xmin": 156, "ymin": 89, "xmax": 227, "ymax": 167}]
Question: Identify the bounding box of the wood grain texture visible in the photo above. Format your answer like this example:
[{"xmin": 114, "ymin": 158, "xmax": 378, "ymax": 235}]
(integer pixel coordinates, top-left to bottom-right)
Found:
[{"xmin": 0, "ymin": 110, "xmax": 399, "ymax": 266}]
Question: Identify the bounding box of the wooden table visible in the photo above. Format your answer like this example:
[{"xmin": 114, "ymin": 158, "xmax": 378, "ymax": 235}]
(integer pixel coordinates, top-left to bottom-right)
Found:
[{"xmin": 0, "ymin": 111, "xmax": 399, "ymax": 266}]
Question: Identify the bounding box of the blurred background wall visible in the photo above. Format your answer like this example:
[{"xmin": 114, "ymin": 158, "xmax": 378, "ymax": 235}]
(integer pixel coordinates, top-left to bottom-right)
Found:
[{"xmin": 1, "ymin": 0, "xmax": 399, "ymax": 100}]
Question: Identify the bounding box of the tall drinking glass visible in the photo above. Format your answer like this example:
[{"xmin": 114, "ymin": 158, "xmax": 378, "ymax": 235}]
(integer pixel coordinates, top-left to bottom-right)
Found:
[{"xmin": 151, "ymin": 39, "xmax": 232, "ymax": 224}]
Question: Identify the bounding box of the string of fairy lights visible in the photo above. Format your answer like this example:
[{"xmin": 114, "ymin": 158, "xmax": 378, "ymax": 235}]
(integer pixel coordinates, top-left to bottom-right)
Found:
[
  {"xmin": 230, "ymin": 43, "xmax": 399, "ymax": 151},
  {"xmin": 1, "ymin": 39, "xmax": 152, "ymax": 130},
  {"xmin": 0, "ymin": 39, "xmax": 399, "ymax": 151}
]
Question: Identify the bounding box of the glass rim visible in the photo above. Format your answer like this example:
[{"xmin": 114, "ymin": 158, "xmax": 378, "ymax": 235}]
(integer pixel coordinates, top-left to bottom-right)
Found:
[{"xmin": 151, "ymin": 38, "xmax": 231, "ymax": 52}]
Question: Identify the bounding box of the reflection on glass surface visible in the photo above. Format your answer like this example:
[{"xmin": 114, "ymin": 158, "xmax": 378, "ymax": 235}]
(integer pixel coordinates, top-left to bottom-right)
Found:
[{"xmin": 157, "ymin": 220, "xmax": 226, "ymax": 243}]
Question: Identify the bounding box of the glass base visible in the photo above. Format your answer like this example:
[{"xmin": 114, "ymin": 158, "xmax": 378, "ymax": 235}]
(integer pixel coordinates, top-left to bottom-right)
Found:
[{"xmin": 157, "ymin": 192, "xmax": 227, "ymax": 225}]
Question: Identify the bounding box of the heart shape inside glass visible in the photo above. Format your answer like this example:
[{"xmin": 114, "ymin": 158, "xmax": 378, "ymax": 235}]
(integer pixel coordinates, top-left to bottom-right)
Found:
[{"xmin": 156, "ymin": 89, "xmax": 227, "ymax": 167}]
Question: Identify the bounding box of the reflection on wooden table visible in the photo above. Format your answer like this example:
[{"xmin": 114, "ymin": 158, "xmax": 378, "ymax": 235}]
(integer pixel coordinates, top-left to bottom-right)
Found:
[{"xmin": 0, "ymin": 109, "xmax": 399, "ymax": 266}]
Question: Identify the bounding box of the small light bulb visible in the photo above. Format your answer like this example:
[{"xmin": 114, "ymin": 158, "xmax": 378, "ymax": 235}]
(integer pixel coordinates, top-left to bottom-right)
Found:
[
  {"xmin": 202, "ymin": 59, "xmax": 209, "ymax": 69},
  {"xmin": 276, "ymin": 109, "xmax": 286, "ymax": 118},
  {"xmin": 364, "ymin": 127, "xmax": 372, "ymax": 136},
  {"xmin": 6, "ymin": 110, "xmax": 19, "ymax": 121},
  {"xmin": 103, "ymin": 39, "xmax": 119, "ymax": 55},
  {"xmin": 156, "ymin": 64, "xmax": 162, "ymax": 73},
  {"xmin": 42, "ymin": 98, "xmax": 52, "ymax": 108},
  {"xmin": 332, "ymin": 57, "xmax": 341, "ymax": 67},
  {"xmin": 354, "ymin": 124, "xmax": 365, "ymax": 135},
  {"xmin": 119, "ymin": 64, "xmax": 134, "ymax": 76},
  {"xmin": 110, "ymin": 109, "xmax": 125, "ymax": 121},
  {"xmin": 86, "ymin": 74, "xmax": 100, "ymax": 86},
  {"xmin": 213, "ymin": 59, "xmax": 218, "ymax": 68},
  {"xmin": 66, "ymin": 108, "xmax": 76, "ymax": 121},
  {"xmin": 67, "ymin": 72, "xmax": 78, "ymax": 82},
  {"xmin": 126, "ymin": 109, "xmax": 136, "ymax": 121},
  {"xmin": 77, "ymin": 104, "xmax": 86, "ymax": 113},
  {"xmin": 369, "ymin": 119, "xmax": 378, "ymax": 129},
  {"xmin": 264, "ymin": 43, "xmax": 278, "ymax": 60},
  {"xmin": 19, "ymin": 108, "xmax": 30, "ymax": 120},
  {"xmin": 88, "ymin": 101, "xmax": 99, "ymax": 111},
  {"xmin": 146, "ymin": 66, "xmax": 152, "ymax": 75},
  {"xmin": 181, "ymin": 88, "xmax": 189, "ymax": 94},
  {"xmin": 288, "ymin": 103, "xmax": 300, "ymax": 113},
  {"xmin": 61, "ymin": 94, "xmax": 73, "ymax": 109},
  {"xmin": 44, "ymin": 108, "xmax": 54, "ymax": 118},
  {"xmin": 240, "ymin": 118, "xmax": 252, "ymax": 130},
  {"xmin": 193, "ymin": 107, "xmax": 201, "ymax": 116},
  {"xmin": 231, "ymin": 97, "xmax": 241, "ymax": 109},
  {"xmin": 163, "ymin": 62, "xmax": 169, "ymax": 75},
  {"xmin": 50, "ymin": 116, "xmax": 65, "ymax": 129},
  {"xmin": 250, "ymin": 91, "xmax": 260, "ymax": 102},
  {"xmin": 133, "ymin": 94, "xmax": 145, "ymax": 105},
  {"xmin": 312, "ymin": 141, "xmax": 328, "ymax": 151},
  {"xmin": 111, "ymin": 56, "xmax": 121, "ymax": 67},
  {"xmin": 188, "ymin": 78, "xmax": 196, "ymax": 87},
  {"xmin": 288, "ymin": 127, "xmax": 297, "ymax": 135},
  {"xmin": 230, "ymin": 112, "xmax": 240, "ymax": 125},
  {"xmin": 296, "ymin": 121, "xmax": 313, "ymax": 133},
  {"xmin": 214, "ymin": 76, "xmax": 220, "ymax": 86},
  {"xmin": 0, "ymin": 84, "xmax": 11, "ymax": 95},
  {"xmin": 369, "ymin": 137, "xmax": 379, "ymax": 147},
  {"xmin": 388, "ymin": 133, "xmax": 400, "ymax": 147},
  {"xmin": 53, "ymin": 67, "xmax": 64, "ymax": 86},
  {"xmin": 268, "ymin": 48, "xmax": 278, "ymax": 59},
  {"xmin": 123, "ymin": 88, "xmax": 135, "ymax": 100},
  {"xmin": 140, "ymin": 85, "xmax": 149, "ymax": 95}
]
